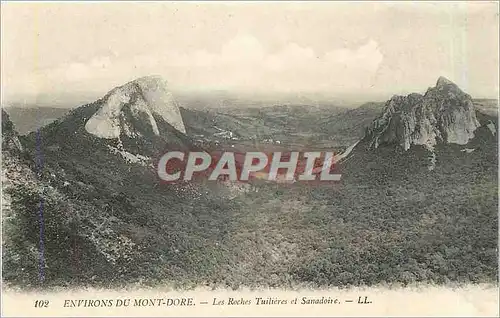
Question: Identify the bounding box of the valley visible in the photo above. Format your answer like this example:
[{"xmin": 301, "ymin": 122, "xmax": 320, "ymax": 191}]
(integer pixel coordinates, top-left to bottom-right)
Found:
[{"xmin": 1, "ymin": 76, "xmax": 498, "ymax": 290}]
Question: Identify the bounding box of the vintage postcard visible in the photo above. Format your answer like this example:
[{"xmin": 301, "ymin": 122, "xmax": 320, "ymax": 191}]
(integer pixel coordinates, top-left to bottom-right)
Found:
[{"xmin": 1, "ymin": 1, "xmax": 499, "ymax": 317}]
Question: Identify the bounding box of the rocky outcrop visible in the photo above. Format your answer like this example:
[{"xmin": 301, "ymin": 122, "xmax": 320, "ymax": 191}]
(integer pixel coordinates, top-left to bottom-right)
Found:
[
  {"xmin": 365, "ymin": 77, "xmax": 480, "ymax": 150},
  {"xmin": 2, "ymin": 110, "xmax": 23, "ymax": 153},
  {"xmin": 85, "ymin": 75, "xmax": 186, "ymax": 139}
]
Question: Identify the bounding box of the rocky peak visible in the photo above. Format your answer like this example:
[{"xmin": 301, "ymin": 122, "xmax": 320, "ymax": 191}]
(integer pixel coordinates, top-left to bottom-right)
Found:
[
  {"xmin": 365, "ymin": 77, "xmax": 480, "ymax": 150},
  {"xmin": 85, "ymin": 75, "xmax": 186, "ymax": 139},
  {"xmin": 427, "ymin": 76, "xmax": 470, "ymax": 100},
  {"xmin": 436, "ymin": 76, "xmax": 455, "ymax": 88}
]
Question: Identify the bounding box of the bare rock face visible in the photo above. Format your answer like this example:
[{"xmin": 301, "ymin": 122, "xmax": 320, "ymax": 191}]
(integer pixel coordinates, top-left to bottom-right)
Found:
[
  {"xmin": 85, "ymin": 75, "xmax": 186, "ymax": 139},
  {"xmin": 365, "ymin": 77, "xmax": 480, "ymax": 150}
]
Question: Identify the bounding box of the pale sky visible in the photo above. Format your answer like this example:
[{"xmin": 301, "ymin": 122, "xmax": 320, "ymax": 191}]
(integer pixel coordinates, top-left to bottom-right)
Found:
[{"xmin": 1, "ymin": 1, "xmax": 499, "ymax": 105}]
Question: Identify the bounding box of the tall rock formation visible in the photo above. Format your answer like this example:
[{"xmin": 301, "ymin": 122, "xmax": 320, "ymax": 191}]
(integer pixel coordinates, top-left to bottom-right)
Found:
[
  {"xmin": 85, "ymin": 75, "xmax": 186, "ymax": 139},
  {"xmin": 365, "ymin": 76, "xmax": 480, "ymax": 150}
]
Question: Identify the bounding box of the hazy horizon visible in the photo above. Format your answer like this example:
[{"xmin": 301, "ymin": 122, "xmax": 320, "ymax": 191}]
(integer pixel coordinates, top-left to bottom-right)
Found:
[
  {"xmin": 2, "ymin": 87, "xmax": 387, "ymax": 110},
  {"xmin": 2, "ymin": 77, "xmax": 499, "ymax": 110},
  {"xmin": 2, "ymin": 2, "xmax": 499, "ymax": 108}
]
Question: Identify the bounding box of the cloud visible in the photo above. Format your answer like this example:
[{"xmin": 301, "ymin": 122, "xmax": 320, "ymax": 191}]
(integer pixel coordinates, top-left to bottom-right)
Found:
[{"xmin": 5, "ymin": 35, "xmax": 384, "ymax": 99}]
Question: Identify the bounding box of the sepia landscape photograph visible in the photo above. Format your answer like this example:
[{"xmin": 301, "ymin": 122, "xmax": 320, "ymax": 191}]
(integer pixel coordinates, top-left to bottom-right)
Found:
[{"xmin": 1, "ymin": 1, "xmax": 499, "ymax": 316}]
